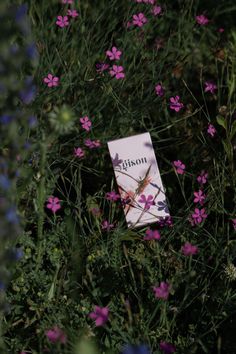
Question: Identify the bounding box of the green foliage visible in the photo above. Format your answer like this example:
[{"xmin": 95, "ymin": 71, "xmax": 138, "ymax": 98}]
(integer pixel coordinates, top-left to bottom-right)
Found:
[{"xmin": 2, "ymin": 0, "xmax": 236, "ymax": 353}]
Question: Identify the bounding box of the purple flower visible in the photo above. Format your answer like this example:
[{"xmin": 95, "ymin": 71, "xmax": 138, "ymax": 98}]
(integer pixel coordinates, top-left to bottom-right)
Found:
[
  {"xmin": 159, "ymin": 341, "xmax": 176, "ymax": 354},
  {"xmin": 181, "ymin": 242, "xmax": 198, "ymax": 256},
  {"xmin": 101, "ymin": 220, "xmax": 114, "ymax": 231},
  {"xmin": 152, "ymin": 6, "xmax": 162, "ymax": 16},
  {"xmin": 153, "ymin": 282, "xmax": 170, "ymax": 300},
  {"xmin": 95, "ymin": 62, "xmax": 109, "ymax": 73},
  {"xmin": 196, "ymin": 14, "xmax": 209, "ymax": 25},
  {"xmin": 106, "ymin": 46, "xmax": 122, "ymax": 61},
  {"xmin": 0, "ymin": 115, "xmax": 13, "ymax": 125},
  {"xmin": 138, "ymin": 194, "xmax": 155, "ymax": 210},
  {"xmin": 191, "ymin": 208, "xmax": 207, "ymax": 224},
  {"xmin": 89, "ymin": 306, "xmax": 109, "ymax": 326},
  {"xmin": 173, "ymin": 160, "xmax": 185, "ymax": 175},
  {"xmin": 157, "ymin": 216, "xmax": 173, "ymax": 228},
  {"xmin": 155, "ymin": 83, "xmax": 165, "ymax": 97},
  {"xmin": 207, "ymin": 123, "xmax": 216, "ymax": 137},
  {"xmin": 56, "ymin": 15, "xmax": 69, "ymax": 28},
  {"xmin": 45, "ymin": 326, "xmax": 67, "ymax": 344},
  {"xmin": 169, "ymin": 96, "xmax": 184, "ymax": 112},
  {"xmin": 193, "ymin": 190, "xmax": 206, "ymax": 205},
  {"xmin": 109, "ymin": 65, "xmax": 125, "ymax": 79},
  {"xmin": 6, "ymin": 207, "xmax": 19, "ymax": 224},
  {"xmin": 105, "ymin": 191, "xmax": 120, "ymax": 201},
  {"xmin": 132, "ymin": 13, "xmax": 148, "ymax": 27},
  {"xmin": 0, "ymin": 175, "xmax": 11, "ymax": 190},
  {"xmin": 197, "ymin": 170, "xmax": 208, "ymax": 185},
  {"xmin": 204, "ymin": 81, "xmax": 217, "ymax": 94}
]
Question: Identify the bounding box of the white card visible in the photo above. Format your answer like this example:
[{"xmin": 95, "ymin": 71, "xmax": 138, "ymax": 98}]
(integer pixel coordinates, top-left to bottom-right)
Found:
[{"xmin": 107, "ymin": 132, "xmax": 170, "ymax": 228}]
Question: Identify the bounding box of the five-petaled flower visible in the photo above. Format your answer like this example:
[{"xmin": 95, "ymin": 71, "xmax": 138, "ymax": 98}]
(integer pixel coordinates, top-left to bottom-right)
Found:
[
  {"xmin": 169, "ymin": 96, "xmax": 184, "ymax": 112},
  {"xmin": 80, "ymin": 116, "xmax": 92, "ymax": 131},
  {"xmin": 106, "ymin": 46, "xmax": 122, "ymax": 61},
  {"xmin": 193, "ymin": 190, "xmax": 206, "ymax": 205},
  {"xmin": 152, "ymin": 6, "xmax": 162, "ymax": 16},
  {"xmin": 144, "ymin": 229, "xmax": 160, "ymax": 240},
  {"xmin": 157, "ymin": 200, "xmax": 169, "ymax": 213},
  {"xmin": 207, "ymin": 123, "xmax": 216, "ymax": 137},
  {"xmin": 132, "ymin": 13, "xmax": 148, "ymax": 27},
  {"xmin": 43, "ymin": 74, "xmax": 59, "ymax": 87},
  {"xmin": 204, "ymin": 81, "xmax": 217, "ymax": 94},
  {"xmin": 84, "ymin": 139, "xmax": 101, "ymax": 148},
  {"xmin": 45, "ymin": 326, "xmax": 67, "ymax": 344},
  {"xmin": 153, "ymin": 282, "xmax": 170, "ymax": 300},
  {"xmin": 155, "ymin": 83, "xmax": 165, "ymax": 97},
  {"xmin": 197, "ymin": 170, "xmax": 208, "ymax": 185},
  {"xmin": 67, "ymin": 9, "xmax": 79, "ymax": 18},
  {"xmin": 191, "ymin": 208, "xmax": 208, "ymax": 224},
  {"xmin": 74, "ymin": 147, "xmax": 84, "ymax": 158},
  {"xmin": 196, "ymin": 14, "xmax": 209, "ymax": 25},
  {"xmin": 109, "ymin": 65, "xmax": 125, "ymax": 79},
  {"xmin": 105, "ymin": 191, "xmax": 120, "ymax": 201},
  {"xmin": 89, "ymin": 306, "xmax": 109, "ymax": 326},
  {"xmin": 95, "ymin": 62, "xmax": 109, "ymax": 73},
  {"xmin": 138, "ymin": 194, "xmax": 155, "ymax": 209},
  {"xmin": 56, "ymin": 15, "xmax": 69, "ymax": 28},
  {"xmin": 181, "ymin": 242, "xmax": 199, "ymax": 256},
  {"xmin": 46, "ymin": 196, "xmax": 61, "ymax": 213},
  {"xmin": 159, "ymin": 341, "xmax": 176, "ymax": 354},
  {"xmin": 173, "ymin": 160, "xmax": 185, "ymax": 175}
]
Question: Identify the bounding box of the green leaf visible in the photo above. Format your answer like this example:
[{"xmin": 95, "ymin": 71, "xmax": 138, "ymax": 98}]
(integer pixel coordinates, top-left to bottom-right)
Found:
[
  {"xmin": 216, "ymin": 115, "xmax": 227, "ymax": 130},
  {"xmin": 230, "ymin": 120, "xmax": 236, "ymax": 140},
  {"xmin": 222, "ymin": 139, "xmax": 233, "ymax": 160}
]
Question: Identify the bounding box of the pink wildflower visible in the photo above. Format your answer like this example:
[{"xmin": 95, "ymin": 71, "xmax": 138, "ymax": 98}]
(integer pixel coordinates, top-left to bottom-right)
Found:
[
  {"xmin": 144, "ymin": 228, "xmax": 160, "ymax": 240},
  {"xmin": 138, "ymin": 194, "xmax": 155, "ymax": 210},
  {"xmin": 109, "ymin": 65, "xmax": 125, "ymax": 79},
  {"xmin": 80, "ymin": 116, "xmax": 92, "ymax": 131},
  {"xmin": 74, "ymin": 147, "xmax": 84, "ymax": 158},
  {"xmin": 56, "ymin": 16, "xmax": 69, "ymax": 28},
  {"xmin": 191, "ymin": 208, "xmax": 208, "ymax": 224},
  {"xmin": 67, "ymin": 9, "xmax": 79, "ymax": 18},
  {"xmin": 101, "ymin": 220, "xmax": 114, "ymax": 231},
  {"xmin": 207, "ymin": 123, "xmax": 216, "ymax": 137},
  {"xmin": 193, "ymin": 190, "xmax": 206, "ymax": 205},
  {"xmin": 106, "ymin": 47, "xmax": 122, "ymax": 61},
  {"xmin": 132, "ymin": 13, "xmax": 148, "ymax": 27},
  {"xmin": 173, "ymin": 160, "xmax": 185, "ymax": 175},
  {"xmin": 152, "ymin": 6, "xmax": 162, "ymax": 16},
  {"xmin": 90, "ymin": 207, "xmax": 102, "ymax": 216},
  {"xmin": 218, "ymin": 28, "xmax": 224, "ymax": 33},
  {"xmin": 84, "ymin": 139, "xmax": 101, "ymax": 149},
  {"xmin": 62, "ymin": 0, "xmax": 73, "ymax": 3},
  {"xmin": 105, "ymin": 191, "xmax": 120, "ymax": 201},
  {"xmin": 197, "ymin": 170, "xmax": 208, "ymax": 185},
  {"xmin": 153, "ymin": 282, "xmax": 170, "ymax": 300},
  {"xmin": 89, "ymin": 306, "xmax": 109, "ymax": 326},
  {"xmin": 204, "ymin": 81, "xmax": 217, "ymax": 94},
  {"xmin": 45, "ymin": 326, "xmax": 67, "ymax": 344},
  {"xmin": 181, "ymin": 242, "xmax": 199, "ymax": 256},
  {"xmin": 196, "ymin": 14, "xmax": 209, "ymax": 25},
  {"xmin": 155, "ymin": 83, "xmax": 165, "ymax": 97},
  {"xmin": 231, "ymin": 219, "xmax": 236, "ymax": 230},
  {"xmin": 46, "ymin": 196, "xmax": 61, "ymax": 213},
  {"xmin": 160, "ymin": 341, "xmax": 176, "ymax": 354},
  {"xmin": 169, "ymin": 96, "xmax": 184, "ymax": 112},
  {"xmin": 43, "ymin": 74, "xmax": 59, "ymax": 87}
]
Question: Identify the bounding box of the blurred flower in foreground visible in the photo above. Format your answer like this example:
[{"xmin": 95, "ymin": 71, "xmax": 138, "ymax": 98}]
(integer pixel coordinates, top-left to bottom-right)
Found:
[
  {"xmin": 49, "ymin": 105, "xmax": 75, "ymax": 134},
  {"xmin": 159, "ymin": 341, "xmax": 176, "ymax": 353},
  {"xmin": 89, "ymin": 306, "xmax": 109, "ymax": 326},
  {"xmin": 45, "ymin": 326, "xmax": 67, "ymax": 344},
  {"xmin": 196, "ymin": 14, "xmax": 209, "ymax": 25},
  {"xmin": 121, "ymin": 344, "xmax": 151, "ymax": 354}
]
